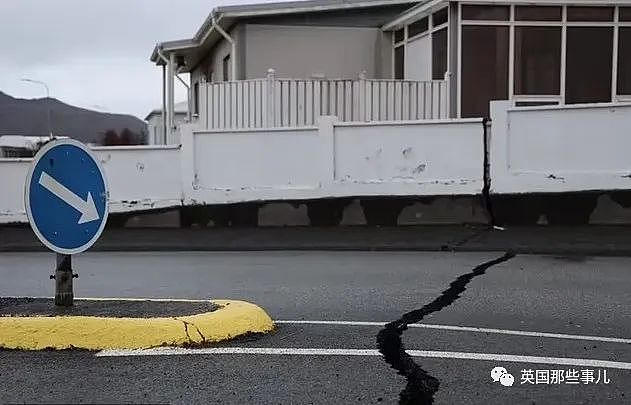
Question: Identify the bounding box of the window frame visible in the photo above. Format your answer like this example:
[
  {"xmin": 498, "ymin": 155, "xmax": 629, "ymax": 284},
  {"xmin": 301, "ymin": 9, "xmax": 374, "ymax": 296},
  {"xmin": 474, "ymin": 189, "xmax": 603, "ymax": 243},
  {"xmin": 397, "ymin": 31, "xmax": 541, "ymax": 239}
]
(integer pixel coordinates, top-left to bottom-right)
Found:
[
  {"xmin": 222, "ymin": 55, "xmax": 231, "ymax": 82},
  {"xmin": 513, "ymin": 25, "xmax": 562, "ymax": 96},
  {"xmin": 456, "ymin": 3, "xmax": 631, "ymax": 116},
  {"xmin": 393, "ymin": 7, "xmax": 449, "ymax": 80}
]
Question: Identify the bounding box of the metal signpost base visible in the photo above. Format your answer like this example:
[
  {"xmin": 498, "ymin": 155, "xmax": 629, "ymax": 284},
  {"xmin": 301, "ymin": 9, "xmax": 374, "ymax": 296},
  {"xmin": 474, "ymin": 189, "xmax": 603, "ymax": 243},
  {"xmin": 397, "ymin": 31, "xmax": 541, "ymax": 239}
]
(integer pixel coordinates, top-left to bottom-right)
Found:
[{"xmin": 52, "ymin": 254, "xmax": 76, "ymax": 306}]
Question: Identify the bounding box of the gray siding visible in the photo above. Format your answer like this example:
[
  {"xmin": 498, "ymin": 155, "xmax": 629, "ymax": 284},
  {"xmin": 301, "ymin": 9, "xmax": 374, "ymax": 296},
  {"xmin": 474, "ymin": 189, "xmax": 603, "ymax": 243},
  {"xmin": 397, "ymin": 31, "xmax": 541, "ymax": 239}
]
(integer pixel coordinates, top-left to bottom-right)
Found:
[
  {"xmin": 244, "ymin": 24, "xmax": 385, "ymax": 79},
  {"xmin": 189, "ymin": 4, "xmax": 407, "ymax": 84},
  {"xmin": 191, "ymin": 24, "xmax": 245, "ymax": 85}
]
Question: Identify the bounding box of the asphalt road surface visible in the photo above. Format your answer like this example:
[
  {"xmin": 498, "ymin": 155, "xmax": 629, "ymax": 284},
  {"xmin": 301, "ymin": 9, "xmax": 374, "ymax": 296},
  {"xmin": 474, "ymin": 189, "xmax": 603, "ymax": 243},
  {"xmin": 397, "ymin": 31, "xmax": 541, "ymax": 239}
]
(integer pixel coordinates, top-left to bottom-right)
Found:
[{"xmin": 1, "ymin": 251, "xmax": 630, "ymax": 404}]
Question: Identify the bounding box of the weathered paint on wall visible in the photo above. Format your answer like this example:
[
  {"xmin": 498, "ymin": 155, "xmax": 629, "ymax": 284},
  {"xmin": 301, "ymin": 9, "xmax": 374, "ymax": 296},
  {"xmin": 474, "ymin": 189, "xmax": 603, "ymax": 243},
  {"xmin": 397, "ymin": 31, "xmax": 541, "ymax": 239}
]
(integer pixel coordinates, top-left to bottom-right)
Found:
[
  {"xmin": 192, "ymin": 127, "xmax": 324, "ymax": 191},
  {"xmin": 179, "ymin": 117, "xmax": 485, "ymax": 206},
  {"xmin": 5, "ymin": 102, "xmax": 631, "ymax": 224},
  {"xmin": 0, "ymin": 146, "xmax": 183, "ymax": 224},
  {"xmin": 0, "ymin": 159, "xmax": 30, "ymax": 223},
  {"xmin": 334, "ymin": 121, "xmax": 482, "ymax": 186},
  {"xmin": 91, "ymin": 146, "xmax": 183, "ymax": 213},
  {"xmin": 490, "ymin": 101, "xmax": 631, "ymax": 194}
]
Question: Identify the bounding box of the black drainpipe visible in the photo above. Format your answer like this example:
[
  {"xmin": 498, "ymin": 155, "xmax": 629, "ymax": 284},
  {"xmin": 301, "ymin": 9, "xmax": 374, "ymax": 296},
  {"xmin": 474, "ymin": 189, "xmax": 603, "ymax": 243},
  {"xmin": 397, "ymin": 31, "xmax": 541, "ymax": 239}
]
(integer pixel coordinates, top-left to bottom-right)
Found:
[{"xmin": 482, "ymin": 117, "xmax": 497, "ymax": 226}]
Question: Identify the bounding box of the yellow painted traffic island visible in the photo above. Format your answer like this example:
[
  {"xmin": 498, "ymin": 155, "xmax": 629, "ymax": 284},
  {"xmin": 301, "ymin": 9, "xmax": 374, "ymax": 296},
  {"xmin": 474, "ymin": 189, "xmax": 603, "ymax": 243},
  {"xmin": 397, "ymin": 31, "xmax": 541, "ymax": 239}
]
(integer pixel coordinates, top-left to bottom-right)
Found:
[{"xmin": 0, "ymin": 299, "xmax": 274, "ymax": 351}]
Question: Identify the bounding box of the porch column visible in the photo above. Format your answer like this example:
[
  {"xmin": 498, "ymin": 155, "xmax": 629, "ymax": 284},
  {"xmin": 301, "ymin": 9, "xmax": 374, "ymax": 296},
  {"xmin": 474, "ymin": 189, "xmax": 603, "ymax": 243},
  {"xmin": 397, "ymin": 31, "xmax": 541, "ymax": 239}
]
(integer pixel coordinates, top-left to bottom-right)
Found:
[
  {"xmin": 166, "ymin": 52, "xmax": 176, "ymax": 144},
  {"xmin": 448, "ymin": 1, "xmax": 459, "ymax": 118}
]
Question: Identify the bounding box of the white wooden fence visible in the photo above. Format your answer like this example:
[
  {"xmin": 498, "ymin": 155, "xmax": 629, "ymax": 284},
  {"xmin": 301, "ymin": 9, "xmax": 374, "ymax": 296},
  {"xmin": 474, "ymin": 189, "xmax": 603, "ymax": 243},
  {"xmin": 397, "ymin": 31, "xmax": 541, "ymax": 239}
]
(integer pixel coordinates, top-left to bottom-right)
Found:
[{"xmin": 198, "ymin": 72, "xmax": 449, "ymax": 129}]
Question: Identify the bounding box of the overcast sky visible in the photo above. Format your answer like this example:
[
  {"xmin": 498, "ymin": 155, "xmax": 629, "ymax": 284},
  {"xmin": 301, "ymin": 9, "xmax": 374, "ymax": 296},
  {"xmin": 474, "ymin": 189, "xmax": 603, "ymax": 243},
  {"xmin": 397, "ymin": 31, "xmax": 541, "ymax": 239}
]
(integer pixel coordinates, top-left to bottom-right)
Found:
[{"xmin": 0, "ymin": 0, "xmax": 288, "ymax": 119}]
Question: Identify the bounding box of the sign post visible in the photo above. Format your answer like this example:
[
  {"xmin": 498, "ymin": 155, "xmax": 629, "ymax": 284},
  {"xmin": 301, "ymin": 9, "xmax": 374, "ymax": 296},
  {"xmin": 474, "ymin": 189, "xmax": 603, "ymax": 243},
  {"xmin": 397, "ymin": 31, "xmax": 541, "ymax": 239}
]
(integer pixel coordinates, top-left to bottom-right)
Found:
[{"xmin": 25, "ymin": 139, "xmax": 108, "ymax": 306}]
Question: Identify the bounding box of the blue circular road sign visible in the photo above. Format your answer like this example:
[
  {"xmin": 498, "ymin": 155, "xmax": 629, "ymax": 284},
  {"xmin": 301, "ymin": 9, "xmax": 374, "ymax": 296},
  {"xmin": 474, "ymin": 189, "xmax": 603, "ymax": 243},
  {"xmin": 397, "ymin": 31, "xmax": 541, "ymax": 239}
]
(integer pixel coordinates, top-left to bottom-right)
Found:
[{"xmin": 25, "ymin": 139, "xmax": 109, "ymax": 254}]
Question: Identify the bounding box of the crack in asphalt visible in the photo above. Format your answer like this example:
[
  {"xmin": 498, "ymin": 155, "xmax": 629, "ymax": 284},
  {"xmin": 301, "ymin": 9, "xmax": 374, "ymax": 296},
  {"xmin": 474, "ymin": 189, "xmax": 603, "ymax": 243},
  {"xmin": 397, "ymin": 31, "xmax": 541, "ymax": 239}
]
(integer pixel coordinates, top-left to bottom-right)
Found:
[{"xmin": 376, "ymin": 251, "xmax": 516, "ymax": 404}]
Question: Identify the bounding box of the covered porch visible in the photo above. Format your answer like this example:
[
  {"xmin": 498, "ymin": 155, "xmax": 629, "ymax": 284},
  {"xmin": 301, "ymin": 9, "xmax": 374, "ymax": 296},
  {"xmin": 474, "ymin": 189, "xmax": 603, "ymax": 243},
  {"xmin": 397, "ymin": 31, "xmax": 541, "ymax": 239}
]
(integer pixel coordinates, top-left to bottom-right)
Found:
[{"xmin": 385, "ymin": 0, "xmax": 631, "ymax": 117}]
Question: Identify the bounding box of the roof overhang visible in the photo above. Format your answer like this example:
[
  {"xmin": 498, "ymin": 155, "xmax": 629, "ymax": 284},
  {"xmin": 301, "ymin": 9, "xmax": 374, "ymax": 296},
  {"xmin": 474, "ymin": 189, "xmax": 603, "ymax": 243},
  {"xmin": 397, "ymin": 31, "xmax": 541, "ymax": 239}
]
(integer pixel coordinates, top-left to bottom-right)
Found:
[
  {"xmin": 382, "ymin": 0, "xmax": 631, "ymax": 31},
  {"xmin": 150, "ymin": 0, "xmax": 419, "ymax": 71},
  {"xmin": 382, "ymin": 0, "xmax": 445, "ymax": 31}
]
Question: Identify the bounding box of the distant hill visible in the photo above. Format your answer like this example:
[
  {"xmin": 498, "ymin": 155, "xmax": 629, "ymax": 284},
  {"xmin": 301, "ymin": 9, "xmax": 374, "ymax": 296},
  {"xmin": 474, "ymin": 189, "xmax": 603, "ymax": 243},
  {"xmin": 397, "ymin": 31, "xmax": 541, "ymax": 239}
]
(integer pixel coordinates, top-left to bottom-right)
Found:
[{"xmin": 0, "ymin": 91, "xmax": 147, "ymax": 144}]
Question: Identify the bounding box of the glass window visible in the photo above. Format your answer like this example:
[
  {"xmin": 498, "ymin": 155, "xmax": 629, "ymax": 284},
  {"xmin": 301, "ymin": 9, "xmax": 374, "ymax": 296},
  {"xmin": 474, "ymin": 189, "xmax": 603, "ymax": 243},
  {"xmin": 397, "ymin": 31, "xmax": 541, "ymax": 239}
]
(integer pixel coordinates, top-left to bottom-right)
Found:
[
  {"xmin": 462, "ymin": 5, "xmax": 510, "ymax": 21},
  {"xmin": 222, "ymin": 55, "xmax": 231, "ymax": 81},
  {"xmin": 461, "ymin": 26, "xmax": 509, "ymax": 118},
  {"xmin": 515, "ymin": 101, "xmax": 560, "ymax": 107},
  {"xmin": 193, "ymin": 82, "xmax": 199, "ymax": 115},
  {"xmin": 567, "ymin": 7, "xmax": 614, "ymax": 22},
  {"xmin": 619, "ymin": 28, "xmax": 631, "ymax": 95},
  {"xmin": 394, "ymin": 28, "xmax": 405, "ymax": 43},
  {"xmin": 566, "ymin": 27, "xmax": 613, "ymax": 103},
  {"xmin": 432, "ymin": 28, "xmax": 448, "ymax": 80},
  {"xmin": 432, "ymin": 8, "xmax": 448, "ymax": 26},
  {"xmin": 620, "ymin": 7, "xmax": 631, "ymax": 22},
  {"xmin": 515, "ymin": 6, "xmax": 562, "ymax": 21},
  {"xmin": 394, "ymin": 45, "xmax": 405, "ymax": 79},
  {"xmin": 514, "ymin": 27, "xmax": 561, "ymax": 95},
  {"xmin": 408, "ymin": 17, "xmax": 428, "ymax": 38}
]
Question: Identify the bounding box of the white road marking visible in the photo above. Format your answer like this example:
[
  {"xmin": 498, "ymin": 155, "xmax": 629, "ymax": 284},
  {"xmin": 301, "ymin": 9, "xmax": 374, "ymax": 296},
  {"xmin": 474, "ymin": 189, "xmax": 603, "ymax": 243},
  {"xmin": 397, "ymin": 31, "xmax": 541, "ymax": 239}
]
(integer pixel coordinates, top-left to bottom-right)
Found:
[
  {"xmin": 275, "ymin": 320, "xmax": 631, "ymax": 345},
  {"xmin": 95, "ymin": 347, "xmax": 631, "ymax": 369},
  {"xmin": 6, "ymin": 297, "xmax": 629, "ymax": 345},
  {"xmin": 14, "ymin": 296, "xmax": 213, "ymax": 303}
]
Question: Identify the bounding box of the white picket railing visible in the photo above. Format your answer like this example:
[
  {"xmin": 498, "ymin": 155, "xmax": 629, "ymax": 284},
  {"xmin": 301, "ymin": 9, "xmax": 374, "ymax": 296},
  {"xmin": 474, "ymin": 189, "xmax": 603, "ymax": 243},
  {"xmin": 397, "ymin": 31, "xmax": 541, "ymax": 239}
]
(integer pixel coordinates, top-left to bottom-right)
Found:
[{"xmin": 198, "ymin": 71, "xmax": 450, "ymax": 129}]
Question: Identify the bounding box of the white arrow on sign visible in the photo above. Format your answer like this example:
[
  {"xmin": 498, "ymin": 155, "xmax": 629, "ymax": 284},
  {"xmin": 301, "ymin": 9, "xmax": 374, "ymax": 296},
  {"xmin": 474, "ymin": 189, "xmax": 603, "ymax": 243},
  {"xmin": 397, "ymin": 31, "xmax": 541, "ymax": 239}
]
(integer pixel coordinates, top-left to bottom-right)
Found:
[{"xmin": 38, "ymin": 171, "xmax": 100, "ymax": 224}]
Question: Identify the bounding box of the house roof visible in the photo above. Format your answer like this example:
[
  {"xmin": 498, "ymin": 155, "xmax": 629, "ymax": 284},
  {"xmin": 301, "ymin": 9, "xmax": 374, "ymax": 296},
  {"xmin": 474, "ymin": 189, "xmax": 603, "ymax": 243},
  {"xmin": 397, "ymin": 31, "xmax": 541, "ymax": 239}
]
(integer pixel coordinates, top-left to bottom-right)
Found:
[
  {"xmin": 0, "ymin": 135, "xmax": 67, "ymax": 150},
  {"xmin": 383, "ymin": 0, "xmax": 631, "ymax": 30},
  {"xmin": 145, "ymin": 101, "xmax": 188, "ymax": 121},
  {"xmin": 381, "ymin": 0, "xmax": 441, "ymax": 30},
  {"xmin": 150, "ymin": 0, "xmax": 419, "ymax": 69}
]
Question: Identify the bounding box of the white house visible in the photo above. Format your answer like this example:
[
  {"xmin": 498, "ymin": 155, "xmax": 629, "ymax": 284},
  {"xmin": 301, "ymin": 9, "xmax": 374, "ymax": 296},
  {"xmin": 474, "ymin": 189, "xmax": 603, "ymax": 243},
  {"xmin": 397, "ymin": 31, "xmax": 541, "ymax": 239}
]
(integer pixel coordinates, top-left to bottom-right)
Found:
[
  {"xmin": 150, "ymin": 0, "xmax": 631, "ymax": 136},
  {"xmin": 145, "ymin": 101, "xmax": 189, "ymax": 145},
  {"xmin": 138, "ymin": 0, "xmax": 631, "ymax": 226}
]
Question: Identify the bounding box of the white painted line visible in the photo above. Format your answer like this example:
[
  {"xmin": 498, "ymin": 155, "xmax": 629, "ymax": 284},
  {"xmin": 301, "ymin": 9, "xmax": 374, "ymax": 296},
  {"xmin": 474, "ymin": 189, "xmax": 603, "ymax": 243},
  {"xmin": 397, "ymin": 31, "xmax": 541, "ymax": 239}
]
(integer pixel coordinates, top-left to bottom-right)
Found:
[
  {"xmin": 9, "ymin": 296, "xmax": 212, "ymax": 303},
  {"xmin": 96, "ymin": 347, "xmax": 631, "ymax": 369},
  {"xmin": 75, "ymin": 297, "xmax": 212, "ymax": 303},
  {"xmin": 8, "ymin": 298, "xmax": 628, "ymax": 345},
  {"xmin": 275, "ymin": 320, "xmax": 631, "ymax": 345}
]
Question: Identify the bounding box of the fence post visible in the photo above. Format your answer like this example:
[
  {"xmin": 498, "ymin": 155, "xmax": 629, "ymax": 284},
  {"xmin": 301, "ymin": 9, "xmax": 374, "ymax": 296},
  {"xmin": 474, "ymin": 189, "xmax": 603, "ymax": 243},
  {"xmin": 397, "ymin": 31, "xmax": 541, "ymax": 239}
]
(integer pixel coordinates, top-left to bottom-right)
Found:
[
  {"xmin": 444, "ymin": 71, "xmax": 451, "ymax": 119},
  {"xmin": 266, "ymin": 68, "xmax": 276, "ymax": 127},
  {"xmin": 358, "ymin": 70, "xmax": 367, "ymax": 121},
  {"xmin": 199, "ymin": 76, "xmax": 207, "ymax": 128}
]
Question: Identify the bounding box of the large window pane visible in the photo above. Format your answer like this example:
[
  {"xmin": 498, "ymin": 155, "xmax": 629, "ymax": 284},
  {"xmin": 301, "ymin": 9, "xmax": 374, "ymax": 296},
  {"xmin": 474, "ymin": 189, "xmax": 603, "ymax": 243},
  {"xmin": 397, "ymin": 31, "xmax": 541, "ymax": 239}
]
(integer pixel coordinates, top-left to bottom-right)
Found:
[
  {"xmin": 462, "ymin": 5, "xmax": 509, "ymax": 21},
  {"xmin": 394, "ymin": 46, "xmax": 405, "ymax": 79},
  {"xmin": 394, "ymin": 29, "xmax": 405, "ymax": 43},
  {"xmin": 408, "ymin": 17, "xmax": 428, "ymax": 38},
  {"xmin": 461, "ymin": 26, "xmax": 509, "ymax": 118},
  {"xmin": 621, "ymin": 7, "xmax": 631, "ymax": 22},
  {"xmin": 567, "ymin": 7, "xmax": 613, "ymax": 21},
  {"xmin": 619, "ymin": 28, "xmax": 631, "ymax": 95},
  {"xmin": 515, "ymin": 6, "xmax": 561, "ymax": 21},
  {"xmin": 222, "ymin": 55, "xmax": 231, "ymax": 81},
  {"xmin": 566, "ymin": 27, "xmax": 613, "ymax": 104},
  {"xmin": 432, "ymin": 8, "xmax": 448, "ymax": 26},
  {"xmin": 432, "ymin": 28, "xmax": 448, "ymax": 80},
  {"xmin": 514, "ymin": 27, "xmax": 561, "ymax": 95},
  {"xmin": 193, "ymin": 82, "xmax": 199, "ymax": 115}
]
